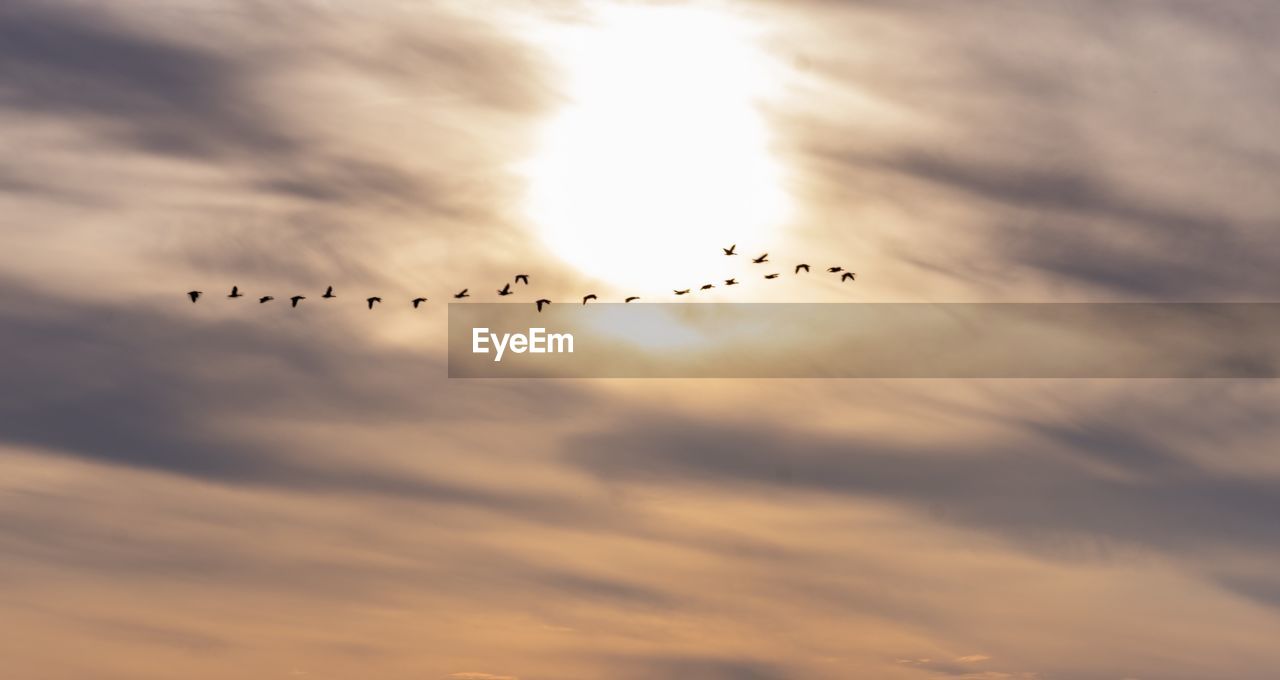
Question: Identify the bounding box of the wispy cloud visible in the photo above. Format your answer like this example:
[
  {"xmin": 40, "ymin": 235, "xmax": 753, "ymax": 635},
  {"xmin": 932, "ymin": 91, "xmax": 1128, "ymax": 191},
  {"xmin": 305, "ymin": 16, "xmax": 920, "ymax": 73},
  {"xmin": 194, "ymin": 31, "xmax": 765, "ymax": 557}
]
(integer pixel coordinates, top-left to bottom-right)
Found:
[{"xmin": 2, "ymin": 1, "xmax": 1280, "ymax": 679}]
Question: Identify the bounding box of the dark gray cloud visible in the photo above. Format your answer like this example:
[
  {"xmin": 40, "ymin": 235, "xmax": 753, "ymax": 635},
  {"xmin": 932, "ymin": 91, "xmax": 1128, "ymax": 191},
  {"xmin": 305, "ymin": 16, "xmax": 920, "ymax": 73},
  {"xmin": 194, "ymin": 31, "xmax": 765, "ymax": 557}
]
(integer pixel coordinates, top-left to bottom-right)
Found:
[
  {"xmin": 895, "ymin": 656, "xmax": 1018, "ymax": 679},
  {"xmin": 535, "ymin": 569, "xmax": 674, "ymax": 608},
  {"xmin": 865, "ymin": 151, "xmax": 1280, "ymax": 298},
  {"xmin": 565, "ymin": 396, "xmax": 1280, "ymax": 602},
  {"xmin": 0, "ymin": 167, "xmax": 60, "ymax": 198},
  {"xmin": 0, "ymin": 0, "xmax": 294, "ymax": 157},
  {"xmin": 0, "ymin": 0, "xmax": 490, "ymax": 212},
  {"xmin": 252, "ymin": 157, "xmax": 428, "ymax": 207},
  {"xmin": 602, "ymin": 654, "xmax": 785, "ymax": 680},
  {"xmin": 0, "ymin": 277, "xmax": 593, "ymax": 517},
  {"xmin": 783, "ymin": 0, "xmax": 1280, "ymax": 299}
]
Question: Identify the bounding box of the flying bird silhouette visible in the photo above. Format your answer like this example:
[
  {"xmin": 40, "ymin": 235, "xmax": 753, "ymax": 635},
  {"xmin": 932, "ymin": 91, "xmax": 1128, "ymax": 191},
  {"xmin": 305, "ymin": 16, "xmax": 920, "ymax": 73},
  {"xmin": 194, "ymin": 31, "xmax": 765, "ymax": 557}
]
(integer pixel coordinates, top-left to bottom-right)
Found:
[
  {"xmin": 187, "ymin": 290, "xmax": 202, "ymax": 303},
  {"xmin": 210, "ymin": 244, "xmax": 855, "ymax": 318}
]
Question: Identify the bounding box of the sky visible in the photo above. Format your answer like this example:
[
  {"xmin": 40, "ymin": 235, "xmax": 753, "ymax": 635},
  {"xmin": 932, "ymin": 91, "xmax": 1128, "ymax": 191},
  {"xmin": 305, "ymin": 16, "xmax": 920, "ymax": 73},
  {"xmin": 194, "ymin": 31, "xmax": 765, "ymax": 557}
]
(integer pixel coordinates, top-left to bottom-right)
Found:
[{"xmin": 3, "ymin": 0, "xmax": 1280, "ymax": 678}]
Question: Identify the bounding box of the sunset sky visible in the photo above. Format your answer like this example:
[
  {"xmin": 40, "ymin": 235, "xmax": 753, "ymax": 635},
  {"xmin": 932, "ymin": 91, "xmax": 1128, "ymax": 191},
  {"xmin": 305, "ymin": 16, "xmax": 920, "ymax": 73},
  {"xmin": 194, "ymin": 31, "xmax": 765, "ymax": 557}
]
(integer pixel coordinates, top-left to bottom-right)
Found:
[{"xmin": 3, "ymin": 1, "xmax": 1280, "ymax": 678}]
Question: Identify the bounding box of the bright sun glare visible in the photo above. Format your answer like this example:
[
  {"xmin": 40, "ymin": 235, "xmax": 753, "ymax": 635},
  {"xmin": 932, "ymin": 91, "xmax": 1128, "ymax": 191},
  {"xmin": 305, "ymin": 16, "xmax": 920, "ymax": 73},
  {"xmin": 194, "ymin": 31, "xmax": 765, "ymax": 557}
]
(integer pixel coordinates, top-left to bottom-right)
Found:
[{"xmin": 523, "ymin": 5, "xmax": 791, "ymax": 291}]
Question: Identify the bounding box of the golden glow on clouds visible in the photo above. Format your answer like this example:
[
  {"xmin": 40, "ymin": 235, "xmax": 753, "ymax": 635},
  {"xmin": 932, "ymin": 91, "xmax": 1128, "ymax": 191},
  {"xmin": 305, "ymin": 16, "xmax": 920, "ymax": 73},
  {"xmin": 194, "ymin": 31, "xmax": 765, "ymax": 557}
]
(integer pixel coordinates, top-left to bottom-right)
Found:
[
  {"xmin": 8, "ymin": 0, "xmax": 1280, "ymax": 677},
  {"xmin": 523, "ymin": 5, "xmax": 791, "ymax": 290}
]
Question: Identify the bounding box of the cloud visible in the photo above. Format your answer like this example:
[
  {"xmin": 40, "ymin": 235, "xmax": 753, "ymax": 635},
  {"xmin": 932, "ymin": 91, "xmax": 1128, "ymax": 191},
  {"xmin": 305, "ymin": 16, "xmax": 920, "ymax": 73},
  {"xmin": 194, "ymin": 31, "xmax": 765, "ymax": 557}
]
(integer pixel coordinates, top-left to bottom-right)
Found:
[
  {"xmin": 0, "ymin": 0, "xmax": 539, "ymax": 216},
  {"xmin": 0, "ymin": 276, "xmax": 601, "ymax": 523},
  {"xmin": 600, "ymin": 655, "xmax": 785, "ymax": 680},
  {"xmin": 0, "ymin": 0, "xmax": 293, "ymax": 157},
  {"xmin": 3, "ymin": 1, "xmax": 1280, "ymax": 679},
  {"xmin": 898, "ymin": 655, "xmax": 1036, "ymax": 679},
  {"xmin": 776, "ymin": 0, "xmax": 1280, "ymax": 300},
  {"xmin": 564, "ymin": 388, "xmax": 1280, "ymax": 605},
  {"xmin": 871, "ymin": 151, "xmax": 1279, "ymax": 298}
]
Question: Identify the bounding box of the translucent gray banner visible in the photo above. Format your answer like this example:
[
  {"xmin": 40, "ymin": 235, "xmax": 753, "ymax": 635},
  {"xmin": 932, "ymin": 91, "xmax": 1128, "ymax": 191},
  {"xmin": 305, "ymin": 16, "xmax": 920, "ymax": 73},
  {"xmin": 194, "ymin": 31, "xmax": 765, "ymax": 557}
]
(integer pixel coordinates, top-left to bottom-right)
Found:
[{"xmin": 447, "ymin": 303, "xmax": 1280, "ymax": 378}]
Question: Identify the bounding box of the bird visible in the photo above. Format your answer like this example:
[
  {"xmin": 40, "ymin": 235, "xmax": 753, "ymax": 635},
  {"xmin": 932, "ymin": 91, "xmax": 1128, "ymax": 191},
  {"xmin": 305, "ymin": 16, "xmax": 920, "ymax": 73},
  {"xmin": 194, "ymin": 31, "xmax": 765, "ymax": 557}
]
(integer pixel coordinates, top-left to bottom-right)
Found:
[
  {"xmin": 535, "ymin": 298, "xmax": 551, "ymax": 312},
  {"xmin": 827, "ymin": 266, "xmax": 844, "ymax": 273},
  {"xmin": 723, "ymin": 244, "xmax": 737, "ymax": 256},
  {"xmin": 724, "ymin": 278, "xmax": 738, "ymax": 286},
  {"xmin": 497, "ymin": 283, "xmax": 513, "ymax": 296},
  {"xmin": 454, "ymin": 289, "xmax": 469, "ymax": 299},
  {"xmin": 752, "ymin": 253, "xmax": 768, "ymax": 264},
  {"xmin": 625, "ymin": 296, "xmax": 640, "ymax": 303},
  {"xmin": 290, "ymin": 295, "xmax": 305, "ymax": 308},
  {"xmin": 675, "ymin": 289, "xmax": 691, "ymax": 296},
  {"xmin": 795, "ymin": 264, "xmax": 810, "ymax": 274},
  {"xmin": 764, "ymin": 273, "xmax": 780, "ymax": 279},
  {"xmin": 582, "ymin": 294, "xmax": 597, "ymax": 305},
  {"xmin": 259, "ymin": 295, "xmax": 273, "ymax": 303},
  {"xmin": 841, "ymin": 272, "xmax": 857, "ymax": 282},
  {"xmin": 412, "ymin": 297, "xmax": 428, "ymax": 308},
  {"xmin": 322, "ymin": 286, "xmax": 335, "ymax": 299},
  {"xmin": 228, "ymin": 285, "xmax": 243, "ymax": 298},
  {"xmin": 515, "ymin": 274, "xmax": 530, "ymax": 285},
  {"xmin": 367, "ymin": 296, "xmax": 381, "ymax": 309},
  {"xmin": 700, "ymin": 284, "xmax": 715, "ymax": 291},
  {"xmin": 187, "ymin": 290, "xmax": 202, "ymax": 303}
]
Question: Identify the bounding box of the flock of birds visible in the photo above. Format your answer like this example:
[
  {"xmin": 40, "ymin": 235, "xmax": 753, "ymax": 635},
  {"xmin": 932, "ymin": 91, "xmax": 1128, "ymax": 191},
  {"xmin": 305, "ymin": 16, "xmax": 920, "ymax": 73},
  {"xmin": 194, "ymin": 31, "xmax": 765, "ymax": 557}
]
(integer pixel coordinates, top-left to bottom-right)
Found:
[{"xmin": 185, "ymin": 245, "xmax": 856, "ymax": 312}]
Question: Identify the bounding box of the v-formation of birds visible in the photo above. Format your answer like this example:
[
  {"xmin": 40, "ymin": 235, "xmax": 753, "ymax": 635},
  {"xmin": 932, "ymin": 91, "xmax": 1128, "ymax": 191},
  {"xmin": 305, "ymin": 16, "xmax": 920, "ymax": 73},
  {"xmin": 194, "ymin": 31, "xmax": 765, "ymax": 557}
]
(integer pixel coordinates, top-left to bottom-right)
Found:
[{"xmin": 186, "ymin": 247, "xmax": 855, "ymax": 312}]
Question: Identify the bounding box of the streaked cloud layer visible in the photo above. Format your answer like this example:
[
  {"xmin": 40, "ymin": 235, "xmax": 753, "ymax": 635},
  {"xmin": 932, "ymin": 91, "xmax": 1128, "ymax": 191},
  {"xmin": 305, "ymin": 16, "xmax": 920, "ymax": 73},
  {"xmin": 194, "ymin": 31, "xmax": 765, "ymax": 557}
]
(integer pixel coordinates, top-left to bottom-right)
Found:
[{"xmin": 3, "ymin": 1, "xmax": 1280, "ymax": 678}]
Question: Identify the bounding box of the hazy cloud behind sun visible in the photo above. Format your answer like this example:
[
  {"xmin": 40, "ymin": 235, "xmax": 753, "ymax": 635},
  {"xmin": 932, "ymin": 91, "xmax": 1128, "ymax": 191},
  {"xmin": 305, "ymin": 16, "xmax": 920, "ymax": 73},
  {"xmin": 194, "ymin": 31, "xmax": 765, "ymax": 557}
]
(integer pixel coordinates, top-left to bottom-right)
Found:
[{"xmin": 521, "ymin": 4, "xmax": 791, "ymax": 291}]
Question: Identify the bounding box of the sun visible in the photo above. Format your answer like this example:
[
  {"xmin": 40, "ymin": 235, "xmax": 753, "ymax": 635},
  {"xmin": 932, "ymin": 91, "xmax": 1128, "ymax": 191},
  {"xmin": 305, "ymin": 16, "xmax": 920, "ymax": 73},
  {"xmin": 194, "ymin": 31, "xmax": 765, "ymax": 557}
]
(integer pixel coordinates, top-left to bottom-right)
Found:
[{"xmin": 522, "ymin": 5, "xmax": 791, "ymax": 291}]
